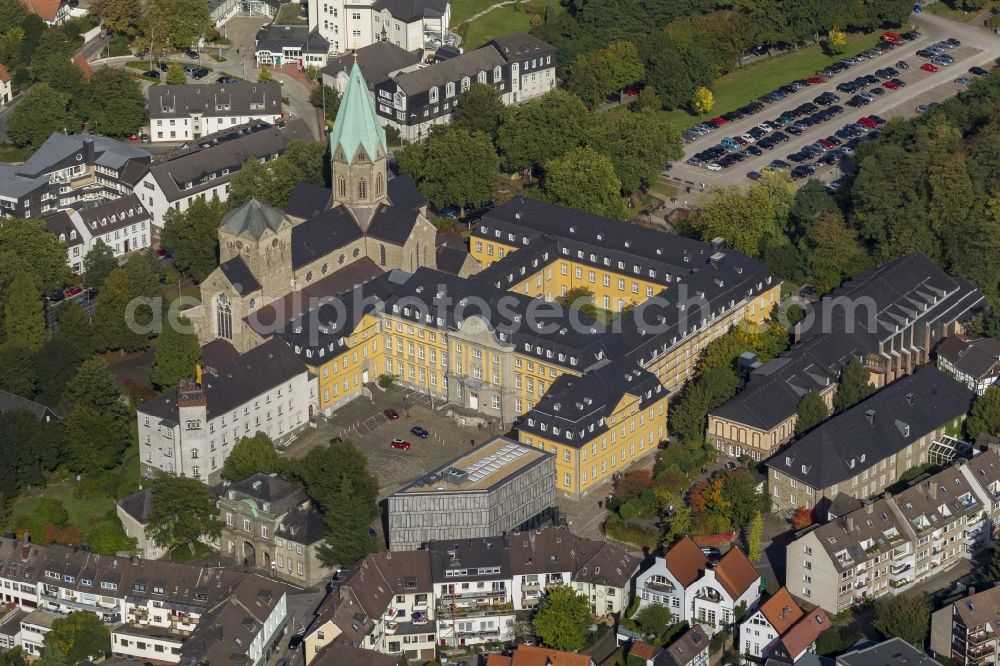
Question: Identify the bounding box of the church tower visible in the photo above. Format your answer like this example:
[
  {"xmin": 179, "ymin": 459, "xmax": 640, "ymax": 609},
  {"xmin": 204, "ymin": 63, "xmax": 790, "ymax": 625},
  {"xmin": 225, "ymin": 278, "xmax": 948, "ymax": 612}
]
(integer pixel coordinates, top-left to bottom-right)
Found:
[{"xmin": 329, "ymin": 60, "xmax": 389, "ymax": 231}]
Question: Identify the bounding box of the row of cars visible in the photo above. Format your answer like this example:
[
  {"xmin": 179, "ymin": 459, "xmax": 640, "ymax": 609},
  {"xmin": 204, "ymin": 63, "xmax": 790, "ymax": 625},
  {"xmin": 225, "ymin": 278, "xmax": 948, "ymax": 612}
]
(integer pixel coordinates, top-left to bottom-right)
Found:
[
  {"xmin": 815, "ymin": 30, "xmax": 920, "ymax": 80},
  {"xmin": 748, "ymin": 115, "xmax": 886, "ymax": 180}
]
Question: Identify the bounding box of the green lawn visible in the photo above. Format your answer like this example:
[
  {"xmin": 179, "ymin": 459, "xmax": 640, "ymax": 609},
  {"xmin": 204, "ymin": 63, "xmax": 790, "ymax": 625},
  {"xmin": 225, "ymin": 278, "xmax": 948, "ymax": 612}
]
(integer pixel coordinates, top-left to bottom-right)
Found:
[
  {"xmin": 925, "ymin": 1, "xmax": 983, "ymax": 21},
  {"xmin": 0, "ymin": 144, "xmax": 35, "ymax": 162},
  {"xmin": 275, "ymin": 2, "xmax": 308, "ymax": 24},
  {"xmin": 461, "ymin": 6, "xmax": 533, "ymax": 48},
  {"xmin": 657, "ymin": 30, "xmax": 883, "ymax": 132},
  {"xmin": 452, "ymin": 0, "xmax": 501, "ymax": 26},
  {"xmin": 650, "ymin": 178, "xmax": 679, "ymax": 198},
  {"xmin": 10, "ymin": 483, "xmax": 117, "ymax": 539}
]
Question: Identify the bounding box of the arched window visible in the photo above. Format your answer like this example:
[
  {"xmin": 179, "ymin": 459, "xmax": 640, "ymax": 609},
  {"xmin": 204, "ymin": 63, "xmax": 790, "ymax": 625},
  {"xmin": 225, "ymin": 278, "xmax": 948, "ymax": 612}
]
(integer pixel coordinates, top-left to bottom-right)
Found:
[
  {"xmin": 216, "ymin": 293, "xmax": 232, "ymax": 339},
  {"xmin": 379, "ymin": 244, "xmax": 386, "ymax": 266},
  {"xmin": 375, "ymin": 174, "xmax": 383, "ymax": 196},
  {"xmin": 358, "ymin": 178, "xmax": 367, "ymax": 199},
  {"xmin": 338, "ymin": 176, "xmax": 346, "ymax": 197}
]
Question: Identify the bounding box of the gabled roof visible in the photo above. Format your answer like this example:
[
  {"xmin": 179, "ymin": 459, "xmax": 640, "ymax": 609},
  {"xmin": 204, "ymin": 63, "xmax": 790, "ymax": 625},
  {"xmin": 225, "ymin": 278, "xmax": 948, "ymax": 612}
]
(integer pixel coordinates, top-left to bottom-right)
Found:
[
  {"xmin": 0, "ymin": 389, "xmax": 57, "ymax": 422},
  {"xmin": 714, "ymin": 547, "xmax": 759, "ymax": 598},
  {"xmin": 664, "ymin": 536, "xmax": 708, "ymax": 587},
  {"xmin": 0, "ymin": 64, "xmax": 10, "ymax": 82},
  {"xmin": 937, "ymin": 335, "xmax": 1000, "ymax": 380},
  {"xmin": 148, "ymin": 82, "xmax": 283, "ymax": 120},
  {"xmin": 329, "ymin": 63, "xmax": 386, "ymax": 165},
  {"xmin": 313, "ymin": 644, "xmax": 397, "ymax": 666},
  {"xmin": 117, "ymin": 488, "xmax": 155, "ymax": 524},
  {"xmin": 21, "ymin": 0, "xmax": 62, "ymax": 22},
  {"xmin": 371, "ymin": 0, "xmax": 447, "ymax": 21},
  {"xmin": 219, "ymin": 256, "xmax": 261, "ymax": 296},
  {"xmin": 777, "ymin": 608, "xmax": 830, "ymax": 658},
  {"xmin": 757, "ymin": 587, "xmax": 803, "ymax": 635},
  {"xmin": 492, "ymin": 644, "xmax": 593, "ymax": 666},
  {"xmin": 661, "ymin": 625, "xmax": 710, "ymax": 666},
  {"xmin": 323, "ymin": 42, "xmax": 421, "ymax": 89}
]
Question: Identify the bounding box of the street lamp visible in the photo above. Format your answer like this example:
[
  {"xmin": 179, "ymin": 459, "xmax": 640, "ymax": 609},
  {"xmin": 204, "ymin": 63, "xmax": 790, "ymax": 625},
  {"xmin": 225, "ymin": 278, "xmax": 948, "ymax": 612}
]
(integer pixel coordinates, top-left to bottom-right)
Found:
[{"xmin": 241, "ymin": 55, "xmax": 247, "ymax": 80}]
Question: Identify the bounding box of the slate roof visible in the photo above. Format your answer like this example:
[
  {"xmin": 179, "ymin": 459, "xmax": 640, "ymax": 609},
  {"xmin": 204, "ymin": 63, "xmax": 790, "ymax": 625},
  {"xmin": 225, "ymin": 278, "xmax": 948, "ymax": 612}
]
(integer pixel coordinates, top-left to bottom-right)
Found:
[
  {"xmin": 836, "ymin": 638, "xmax": 943, "ymax": 666},
  {"xmin": 937, "ymin": 335, "xmax": 1000, "ymax": 380},
  {"xmin": 274, "ymin": 506, "xmax": 326, "ymax": 546},
  {"xmin": 255, "ymin": 24, "xmax": 328, "ymax": 55},
  {"xmin": 290, "ymin": 205, "xmax": 366, "ymax": 269},
  {"xmin": 508, "ymin": 527, "xmax": 640, "ymax": 589},
  {"xmin": 75, "ymin": 194, "xmax": 151, "ymax": 235},
  {"xmin": 661, "ymin": 626, "xmax": 710, "ymax": 666},
  {"xmin": 148, "ymin": 82, "xmax": 283, "ymax": 120},
  {"xmin": 428, "ymin": 536, "xmax": 510, "ymax": 582},
  {"xmin": 371, "ymin": 0, "xmax": 447, "ymax": 21},
  {"xmin": 117, "ymin": 488, "xmax": 155, "ymax": 524},
  {"xmin": 138, "ymin": 338, "xmax": 308, "ymax": 422},
  {"xmin": 766, "ymin": 367, "xmax": 976, "ymax": 489},
  {"xmin": 222, "ymin": 198, "xmax": 288, "ymax": 240},
  {"xmin": 391, "ymin": 45, "xmax": 506, "ymax": 96},
  {"xmin": 489, "ymin": 34, "xmax": 554, "ymax": 63},
  {"xmin": 285, "ymin": 182, "xmax": 332, "ymax": 220},
  {"xmin": 20, "ymin": 133, "xmax": 149, "ymax": 177},
  {"xmin": 329, "ymin": 63, "xmax": 386, "ymax": 165},
  {"xmin": 228, "ymin": 473, "xmax": 305, "ymax": 504},
  {"xmin": 0, "ymin": 389, "xmax": 57, "ymax": 421},
  {"xmin": 436, "ymin": 232, "xmax": 472, "ymax": 275},
  {"xmin": 219, "ymin": 256, "xmax": 262, "ymax": 296},
  {"xmin": 323, "ymin": 42, "xmax": 421, "ymax": 88}
]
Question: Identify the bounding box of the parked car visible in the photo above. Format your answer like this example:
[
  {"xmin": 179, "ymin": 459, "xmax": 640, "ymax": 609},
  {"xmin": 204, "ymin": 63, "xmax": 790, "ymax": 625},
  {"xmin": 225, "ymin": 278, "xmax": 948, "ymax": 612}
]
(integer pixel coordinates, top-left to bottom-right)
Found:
[
  {"xmin": 390, "ymin": 438, "xmax": 411, "ymax": 450},
  {"xmin": 955, "ymin": 76, "xmax": 972, "ymax": 85},
  {"xmin": 46, "ymin": 290, "xmax": 64, "ymax": 303},
  {"xmin": 746, "ymin": 170, "xmax": 762, "ymax": 180},
  {"xmin": 883, "ymin": 80, "xmax": 901, "ymax": 90},
  {"xmin": 191, "ymin": 68, "xmax": 209, "ymax": 79},
  {"xmin": 140, "ymin": 133, "xmax": 151, "ymax": 143},
  {"xmin": 185, "ymin": 48, "xmax": 200, "ymax": 59},
  {"xmin": 63, "ymin": 286, "xmax": 83, "ymax": 299},
  {"xmin": 142, "ymin": 70, "xmax": 160, "ymax": 79},
  {"xmin": 970, "ymin": 66, "xmax": 989, "ymax": 77},
  {"xmin": 896, "ymin": 60, "xmax": 909, "ymax": 70},
  {"xmin": 384, "ymin": 408, "xmax": 400, "ymax": 420},
  {"xmin": 216, "ymin": 76, "xmax": 239, "ymax": 84},
  {"xmin": 410, "ymin": 426, "xmax": 429, "ymax": 438},
  {"xmin": 920, "ymin": 63, "xmax": 939, "ymax": 72}
]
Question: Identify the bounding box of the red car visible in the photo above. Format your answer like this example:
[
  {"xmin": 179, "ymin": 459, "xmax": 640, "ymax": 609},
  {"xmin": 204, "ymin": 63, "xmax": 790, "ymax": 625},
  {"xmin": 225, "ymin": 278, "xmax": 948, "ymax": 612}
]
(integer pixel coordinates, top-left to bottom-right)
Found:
[
  {"xmin": 883, "ymin": 80, "xmax": 901, "ymax": 90},
  {"xmin": 818, "ymin": 138, "xmax": 836, "ymax": 149},
  {"xmin": 881, "ymin": 31, "xmax": 902, "ymax": 45},
  {"xmin": 63, "ymin": 286, "xmax": 83, "ymax": 299},
  {"xmin": 384, "ymin": 408, "xmax": 400, "ymax": 420},
  {"xmin": 806, "ymin": 76, "xmax": 825, "ymax": 85},
  {"xmin": 921, "ymin": 63, "xmax": 939, "ymax": 72},
  {"xmin": 709, "ymin": 116, "xmax": 728, "ymax": 127},
  {"xmin": 390, "ymin": 438, "xmax": 411, "ymax": 450},
  {"xmin": 857, "ymin": 117, "xmax": 877, "ymax": 129}
]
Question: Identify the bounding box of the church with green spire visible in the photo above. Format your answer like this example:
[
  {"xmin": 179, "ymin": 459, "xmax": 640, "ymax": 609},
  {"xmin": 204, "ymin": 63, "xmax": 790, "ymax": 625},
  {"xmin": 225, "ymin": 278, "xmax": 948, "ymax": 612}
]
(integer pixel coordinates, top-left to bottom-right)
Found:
[{"xmin": 195, "ymin": 62, "xmax": 447, "ymax": 352}]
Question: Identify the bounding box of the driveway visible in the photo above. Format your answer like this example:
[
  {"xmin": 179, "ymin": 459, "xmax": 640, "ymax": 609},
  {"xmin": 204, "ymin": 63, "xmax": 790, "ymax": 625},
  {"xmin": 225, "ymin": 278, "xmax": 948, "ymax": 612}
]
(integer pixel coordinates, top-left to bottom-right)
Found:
[{"xmin": 666, "ymin": 11, "xmax": 1000, "ymax": 192}]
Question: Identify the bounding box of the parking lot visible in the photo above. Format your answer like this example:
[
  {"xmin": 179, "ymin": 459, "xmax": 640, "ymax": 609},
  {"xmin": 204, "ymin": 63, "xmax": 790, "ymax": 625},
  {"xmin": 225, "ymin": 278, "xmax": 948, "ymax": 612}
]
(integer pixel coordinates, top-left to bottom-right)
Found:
[{"xmin": 667, "ymin": 11, "xmax": 1000, "ymax": 189}]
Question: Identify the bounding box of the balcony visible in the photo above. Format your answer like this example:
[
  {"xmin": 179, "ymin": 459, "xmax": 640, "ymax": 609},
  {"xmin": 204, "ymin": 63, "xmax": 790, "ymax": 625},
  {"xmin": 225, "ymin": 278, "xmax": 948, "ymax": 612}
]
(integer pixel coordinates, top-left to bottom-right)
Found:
[
  {"xmin": 438, "ymin": 589, "xmax": 506, "ymax": 601},
  {"xmin": 969, "ymin": 630, "xmax": 995, "ymax": 646},
  {"xmin": 965, "ymin": 529, "xmax": 985, "ymax": 543},
  {"xmin": 694, "ymin": 589, "xmax": 722, "ymax": 603},
  {"xmin": 890, "ymin": 563, "xmax": 910, "ymax": 578},
  {"xmin": 889, "ymin": 579, "xmax": 911, "ymax": 589},
  {"xmin": 969, "ymin": 643, "xmax": 996, "ymax": 659},
  {"xmin": 645, "ymin": 580, "xmax": 675, "ymax": 594},
  {"xmin": 435, "ymin": 603, "xmax": 514, "ymax": 619},
  {"xmin": 69, "ymin": 173, "xmax": 97, "ymax": 189}
]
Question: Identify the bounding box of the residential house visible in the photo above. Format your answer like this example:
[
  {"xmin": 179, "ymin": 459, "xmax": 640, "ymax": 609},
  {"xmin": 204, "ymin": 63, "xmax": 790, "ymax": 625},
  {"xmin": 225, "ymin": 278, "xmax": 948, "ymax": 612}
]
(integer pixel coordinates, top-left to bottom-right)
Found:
[
  {"xmin": 661, "ymin": 626, "xmax": 711, "ymax": 666},
  {"xmin": 738, "ymin": 587, "xmax": 829, "ymax": 665},
  {"xmin": 307, "ymin": 0, "xmax": 450, "ymax": 55},
  {"xmin": 766, "ymin": 367, "xmax": 976, "ymax": 514},
  {"xmin": 136, "ymin": 119, "xmax": 310, "ymax": 229},
  {"xmin": 431, "ymin": 536, "xmax": 514, "ymax": 647},
  {"xmin": 373, "ymin": 35, "xmax": 555, "ymax": 141},
  {"xmin": 136, "ymin": 338, "xmax": 313, "ymax": 484},
  {"xmin": 21, "ymin": 0, "xmax": 71, "ymax": 25},
  {"xmin": 0, "ymin": 64, "xmax": 12, "ymax": 105},
  {"xmin": 45, "ymin": 194, "xmax": 152, "ymax": 273},
  {"xmin": 486, "ymin": 645, "xmax": 596, "ymax": 665},
  {"xmin": 218, "ymin": 473, "xmax": 331, "ymax": 586},
  {"xmin": 937, "ymin": 335, "xmax": 1000, "ymax": 396},
  {"xmin": 708, "ymin": 252, "xmax": 986, "ymax": 462},
  {"xmin": 0, "ymin": 132, "xmax": 149, "ymax": 219},
  {"xmin": 785, "ymin": 446, "xmax": 1000, "ymax": 613},
  {"xmin": 836, "ymin": 638, "xmax": 942, "ymax": 666},
  {"xmin": 0, "ymin": 609, "xmax": 26, "ymax": 650},
  {"xmin": 254, "ymin": 24, "xmax": 329, "ymax": 69},
  {"xmin": 930, "ymin": 584, "xmax": 1000, "ymax": 665},
  {"xmin": 147, "ymin": 82, "xmax": 284, "ymax": 144},
  {"xmin": 18, "ymin": 609, "xmax": 55, "ymax": 657},
  {"xmin": 628, "ymin": 641, "xmax": 665, "ymax": 666},
  {"xmin": 636, "ymin": 537, "xmax": 762, "ymax": 635},
  {"xmin": 0, "ymin": 389, "xmax": 58, "ymax": 423},
  {"xmin": 387, "ymin": 437, "xmax": 557, "ymax": 552},
  {"xmin": 116, "ymin": 488, "xmax": 168, "ymax": 560},
  {"xmin": 507, "ymin": 526, "xmax": 640, "ymax": 615},
  {"xmin": 310, "ymin": 643, "xmax": 399, "ymax": 665}
]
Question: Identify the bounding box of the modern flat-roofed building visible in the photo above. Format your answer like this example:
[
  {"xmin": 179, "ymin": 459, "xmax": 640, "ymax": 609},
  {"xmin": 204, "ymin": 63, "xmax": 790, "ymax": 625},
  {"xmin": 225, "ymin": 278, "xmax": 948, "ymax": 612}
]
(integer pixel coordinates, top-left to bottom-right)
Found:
[
  {"xmin": 387, "ymin": 436, "xmax": 556, "ymax": 551},
  {"xmin": 837, "ymin": 638, "xmax": 942, "ymax": 666}
]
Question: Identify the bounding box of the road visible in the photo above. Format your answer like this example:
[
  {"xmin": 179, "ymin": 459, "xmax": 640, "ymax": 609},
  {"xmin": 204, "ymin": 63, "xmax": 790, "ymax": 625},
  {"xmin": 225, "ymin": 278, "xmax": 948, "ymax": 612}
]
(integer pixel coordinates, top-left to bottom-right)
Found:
[
  {"xmin": 666, "ymin": 11, "xmax": 1000, "ymax": 192},
  {"xmin": 88, "ymin": 16, "xmax": 322, "ymax": 141}
]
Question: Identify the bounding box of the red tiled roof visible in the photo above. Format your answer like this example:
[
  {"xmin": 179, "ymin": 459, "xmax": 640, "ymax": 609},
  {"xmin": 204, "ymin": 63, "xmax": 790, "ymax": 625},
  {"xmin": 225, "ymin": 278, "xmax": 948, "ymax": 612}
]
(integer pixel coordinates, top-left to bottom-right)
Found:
[
  {"xmin": 758, "ymin": 587, "xmax": 804, "ymax": 635},
  {"xmin": 0, "ymin": 64, "xmax": 10, "ymax": 82},
  {"xmin": 501, "ymin": 645, "xmax": 593, "ymax": 666},
  {"xmin": 665, "ymin": 536, "xmax": 708, "ymax": 587},
  {"xmin": 630, "ymin": 641, "xmax": 662, "ymax": 660},
  {"xmin": 778, "ymin": 608, "xmax": 830, "ymax": 658},
  {"xmin": 486, "ymin": 657, "xmax": 514, "ymax": 666},
  {"xmin": 714, "ymin": 547, "xmax": 759, "ymax": 599},
  {"xmin": 21, "ymin": 0, "xmax": 63, "ymax": 22}
]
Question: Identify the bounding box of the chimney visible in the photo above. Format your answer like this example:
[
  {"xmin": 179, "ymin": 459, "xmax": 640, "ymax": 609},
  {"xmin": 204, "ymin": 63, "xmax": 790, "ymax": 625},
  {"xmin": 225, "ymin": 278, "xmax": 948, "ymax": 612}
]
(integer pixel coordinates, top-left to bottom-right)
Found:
[
  {"xmin": 847, "ymin": 516, "xmax": 854, "ymax": 531},
  {"xmin": 929, "ymin": 482, "xmax": 938, "ymax": 500},
  {"xmin": 866, "ymin": 501, "xmax": 874, "ymax": 515},
  {"xmin": 865, "ymin": 410, "xmax": 875, "ymax": 426}
]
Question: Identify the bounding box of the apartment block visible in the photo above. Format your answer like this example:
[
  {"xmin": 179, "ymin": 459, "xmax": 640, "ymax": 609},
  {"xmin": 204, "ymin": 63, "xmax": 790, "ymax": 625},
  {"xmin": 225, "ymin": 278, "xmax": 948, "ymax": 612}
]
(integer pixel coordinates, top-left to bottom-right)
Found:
[
  {"xmin": 930, "ymin": 584, "xmax": 1000, "ymax": 665},
  {"xmin": 767, "ymin": 367, "xmax": 976, "ymax": 514},
  {"xmin": 785, "ymin": 447, "xmax": 1000, "ymax": 613},
  {"xmin": 387, "ymin": 437, "xmax": 557, "ymax": 551},
  {"xmin": 147, "ymin": 82, "xmax": 284, "ymax": 143}
]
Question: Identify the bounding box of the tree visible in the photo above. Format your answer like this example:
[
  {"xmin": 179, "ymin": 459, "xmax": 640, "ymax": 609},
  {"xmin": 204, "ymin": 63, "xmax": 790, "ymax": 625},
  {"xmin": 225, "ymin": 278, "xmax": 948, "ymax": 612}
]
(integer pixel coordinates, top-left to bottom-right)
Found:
[
  {"xmin": 258, "ymin": 66, "xmax": 272, "ymax": 82},
  {"xmin": 748, "ymin": 511, "xmax": 763, "ymax": 561},
  {"xmin": 42, "ymin": 611, "xmax": 110, "ymax": 664},
  {"xmin": 833, "ymin": 359, "xmax": 875, "ymax": 412},
  {"xmin": 873, "ymin": 594, "xmax": 931, "ymax": 647},
  {"xmin": 791, "ymin": 507, "xmax": 814, "ymax": 530},
  {"xmin": 0, "ymin": 646, "xmax": 27, "ymax": 666},
  {"xmin": 534, "ymin": 585, "xmax": 592, "ymax": 651},
  {"xmin": 140, "ymin": 0, "xmax": 210, "ymax": 49},
  {"xmin": 315, "ymin": 473, "xmax": 376, "ymax": 567},
  {"xmin": 160, "ymin": 196, "xmax": 224, "ymax": 281},
  {"xmin": 92, "ymin": 268, "xmax": 148, "ymax": 352},
  {"xmin": 0, "ymin": 0, "xmax": 26, "ymax": 34},
  {"xmin": 221, "ymin": 432, "xmax": 287, "ymax": 481},
  {"xmin": 988, "ymin": 541, "xmax": 1000, "ymax": 583},
  {"xmin": 309, "ymin": 83, "xmax": 340, "ymax": 125},
  {"xmin": 566, "ymin": 51, "xmax": 611, "ymax": 108},
  {"xmin": 795, "ymin": 390, "xmax": 829, "ymax": 436},
  {"xmin": 63, "ymin": 403, "xmax": 130, "ymax": 474},
  {"xmin": 602, "ymin": 40, "xmax": 644, "ymax": 93},
  {"xmin": 411, "ymin": 127, "xmax": 499, "ymax": 215},
  {"xmin": 0, "ymin": 219, "xmax": 73, "ymax": 293},
  {"xmin": 76, "ymin": 68, "xmax": 147, "ymax": 137},
  {"xmin": 166, "ymin": 62, "xmax": 186, "ymax": 84},
  {"xmin": 124, "ymin": 251, "xmax": 162, "ymax": 298},
  {"xmin": 0, "ymin": 409, "xmax": 63, "ymax": 494},
  {"xmin": 35, "ymin": 55, "xmax": 84, "ymax": 97},
  {"xmin": 692, "ymin": 173, "xmax": 793, "ymax": 257},
  {"xmin": 90, "ymin": 0, "xmax": 141, "ymax": 34},
  {"xmin": 0, "ymin": 342, "xmax": 35, "ymax": 396},
  {"xmin": 280, "ymin": 140, "xmax": 327, "ymax": 188},
  {"xmin": 227, "ymin": 156, "xmax": 300, "ymax": 209},
  {"xmin": 63, "ymin": 357, "xmax": 129, "ymax": 420},
  {"xmin": 587, "ymin": 111, "xmax": 682, "ymax": 193},
  {"xmin": 805, "ymin": 212, "xmax": 868, "ymax": 294},
  {"xmin": 296, "ymin": 440, "xmax": 378, "ymax": 517},
  {"xmin": 452, "ymin": 83, "xmax": 504, "ymax": 138},
  {"xmin": 151, "ymin": 315, "xmax": 200, "ymax": 390},
  {"xmin": 967, "ymin": 386, "xmax": 1000, "ymax": 439},
  {"xmin": 82, "ymin": 239, "xmax": 118, "ymax": 292},
  {"xmin": 3, "ymin": 271, "xmax": 46, "ymax": 352},
  {"xmin": 635, "ymin": 602, "xmax": 674, "ymax": 638},
  {"xmin": 57, "ymin": 302, "xmax": 94, "ymax": 358},
  {"xmin": 664, "ymin": 503, "xmax": 692, "ymax": 542},
  {"xmin": 5, "ymin": 83, "xmax": 74, "ymax": 146},
  {"xmin": 670, "ymin": 381, "xmax": 711, "ymax": 443},
  {"xmin": 541, "ymin": 146, "xmax": 629, "ymax": 220},
  {"xmin": 827, "ymin": 27, "xmax": 847, "ymax": 54},
  {"xmin": 634, "ymin": 86, "xmax": 662, "ymax": 113},
  {"xmin": 692, "ymin": 86, "xmax": 714, "ymax": 118},
  {"xmin": 34, "ymin": 334, "xmax": 83, "ymax": 405},
  {"xmin": 496, "ymin": 89, "xmax": 589, "ymax": 172},
  {"xmin": 146, "ymin": 475, "xmax": 223, "ymax": 554}
]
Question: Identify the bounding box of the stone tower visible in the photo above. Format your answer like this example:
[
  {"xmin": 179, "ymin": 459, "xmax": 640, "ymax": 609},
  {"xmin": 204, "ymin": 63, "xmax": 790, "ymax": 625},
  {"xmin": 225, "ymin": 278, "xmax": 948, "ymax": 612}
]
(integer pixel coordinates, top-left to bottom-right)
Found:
[
  {"xmin": 217, "ymin": 199, "xmax": 295, "ymax": 301},
  {"xmin": 329, "ymin": 60, "xmax": 389, "ymax": 231}
]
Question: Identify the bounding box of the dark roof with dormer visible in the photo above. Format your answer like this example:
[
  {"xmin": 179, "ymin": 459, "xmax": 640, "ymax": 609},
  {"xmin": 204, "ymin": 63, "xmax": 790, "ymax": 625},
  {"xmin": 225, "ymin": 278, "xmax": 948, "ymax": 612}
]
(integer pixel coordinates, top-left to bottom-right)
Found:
[
  {"xmin": 149, "ymin": 82, "xmax": 283, "ymax": 121},
  {"xmin": 371, "ymin": 0, "xmax": 447, "ymax": 21},
  {"xmin": 937, "ymin": 335, "xmax": 1000, "ymax": 380},
  {"xmin": 766, "ymin": 367, "xmax": 975, "ymax": 489}
]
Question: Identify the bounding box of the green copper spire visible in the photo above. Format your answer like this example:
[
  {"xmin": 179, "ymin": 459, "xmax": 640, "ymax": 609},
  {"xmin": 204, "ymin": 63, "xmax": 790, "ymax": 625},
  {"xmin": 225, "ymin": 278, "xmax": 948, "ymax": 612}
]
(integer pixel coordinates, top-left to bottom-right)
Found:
[{"xmin": 329, "ymin": 61, "xmax": 387, "ymax": 165}]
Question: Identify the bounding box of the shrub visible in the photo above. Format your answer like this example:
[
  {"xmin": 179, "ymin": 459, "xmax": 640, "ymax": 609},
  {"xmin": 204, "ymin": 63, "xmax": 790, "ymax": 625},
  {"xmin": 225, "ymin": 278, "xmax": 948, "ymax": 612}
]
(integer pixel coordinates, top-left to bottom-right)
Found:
[
  {"xmin": 35, "ymin": 498, "xmax": 69, "ymax": 526},
  {"xmin": 604, "ymin": 517, "xmax": 659, "ymax": 548},
  {"xmin": 377, "ymin": 373, "xmax": 395, "ymax": 389},
  {"xmin": 791, "ymin": 507, "xmax": 814, "ymax": 530},
  {"xmin": 89, "ymin": 514, "xmax": 136, "ymax": 555},
  {"xmin": 73, "ymin": 472, "xmax": 120, "ymax": 499}
]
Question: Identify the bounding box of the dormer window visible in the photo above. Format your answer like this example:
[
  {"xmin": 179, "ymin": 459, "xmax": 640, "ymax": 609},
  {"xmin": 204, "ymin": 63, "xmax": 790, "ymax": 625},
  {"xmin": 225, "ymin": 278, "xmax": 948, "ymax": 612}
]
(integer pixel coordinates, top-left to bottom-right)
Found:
[
  {"xmin": 429, "ymin": 87, "xmax": 438, "ymax": 103},
  {"xmin": 446, "ymin": 82, "xmax": 455, "ymax": 97},
  {"xmin": 478, "ymin": 71, "xmax": 487, "ymax": 84},
  {"xmin": 461, "ymin": 76, "xmax": 470, "ymax": 91},
  {"xmin": 494, "ymin": 66, "xmax": 502, "ymax": 81}
]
